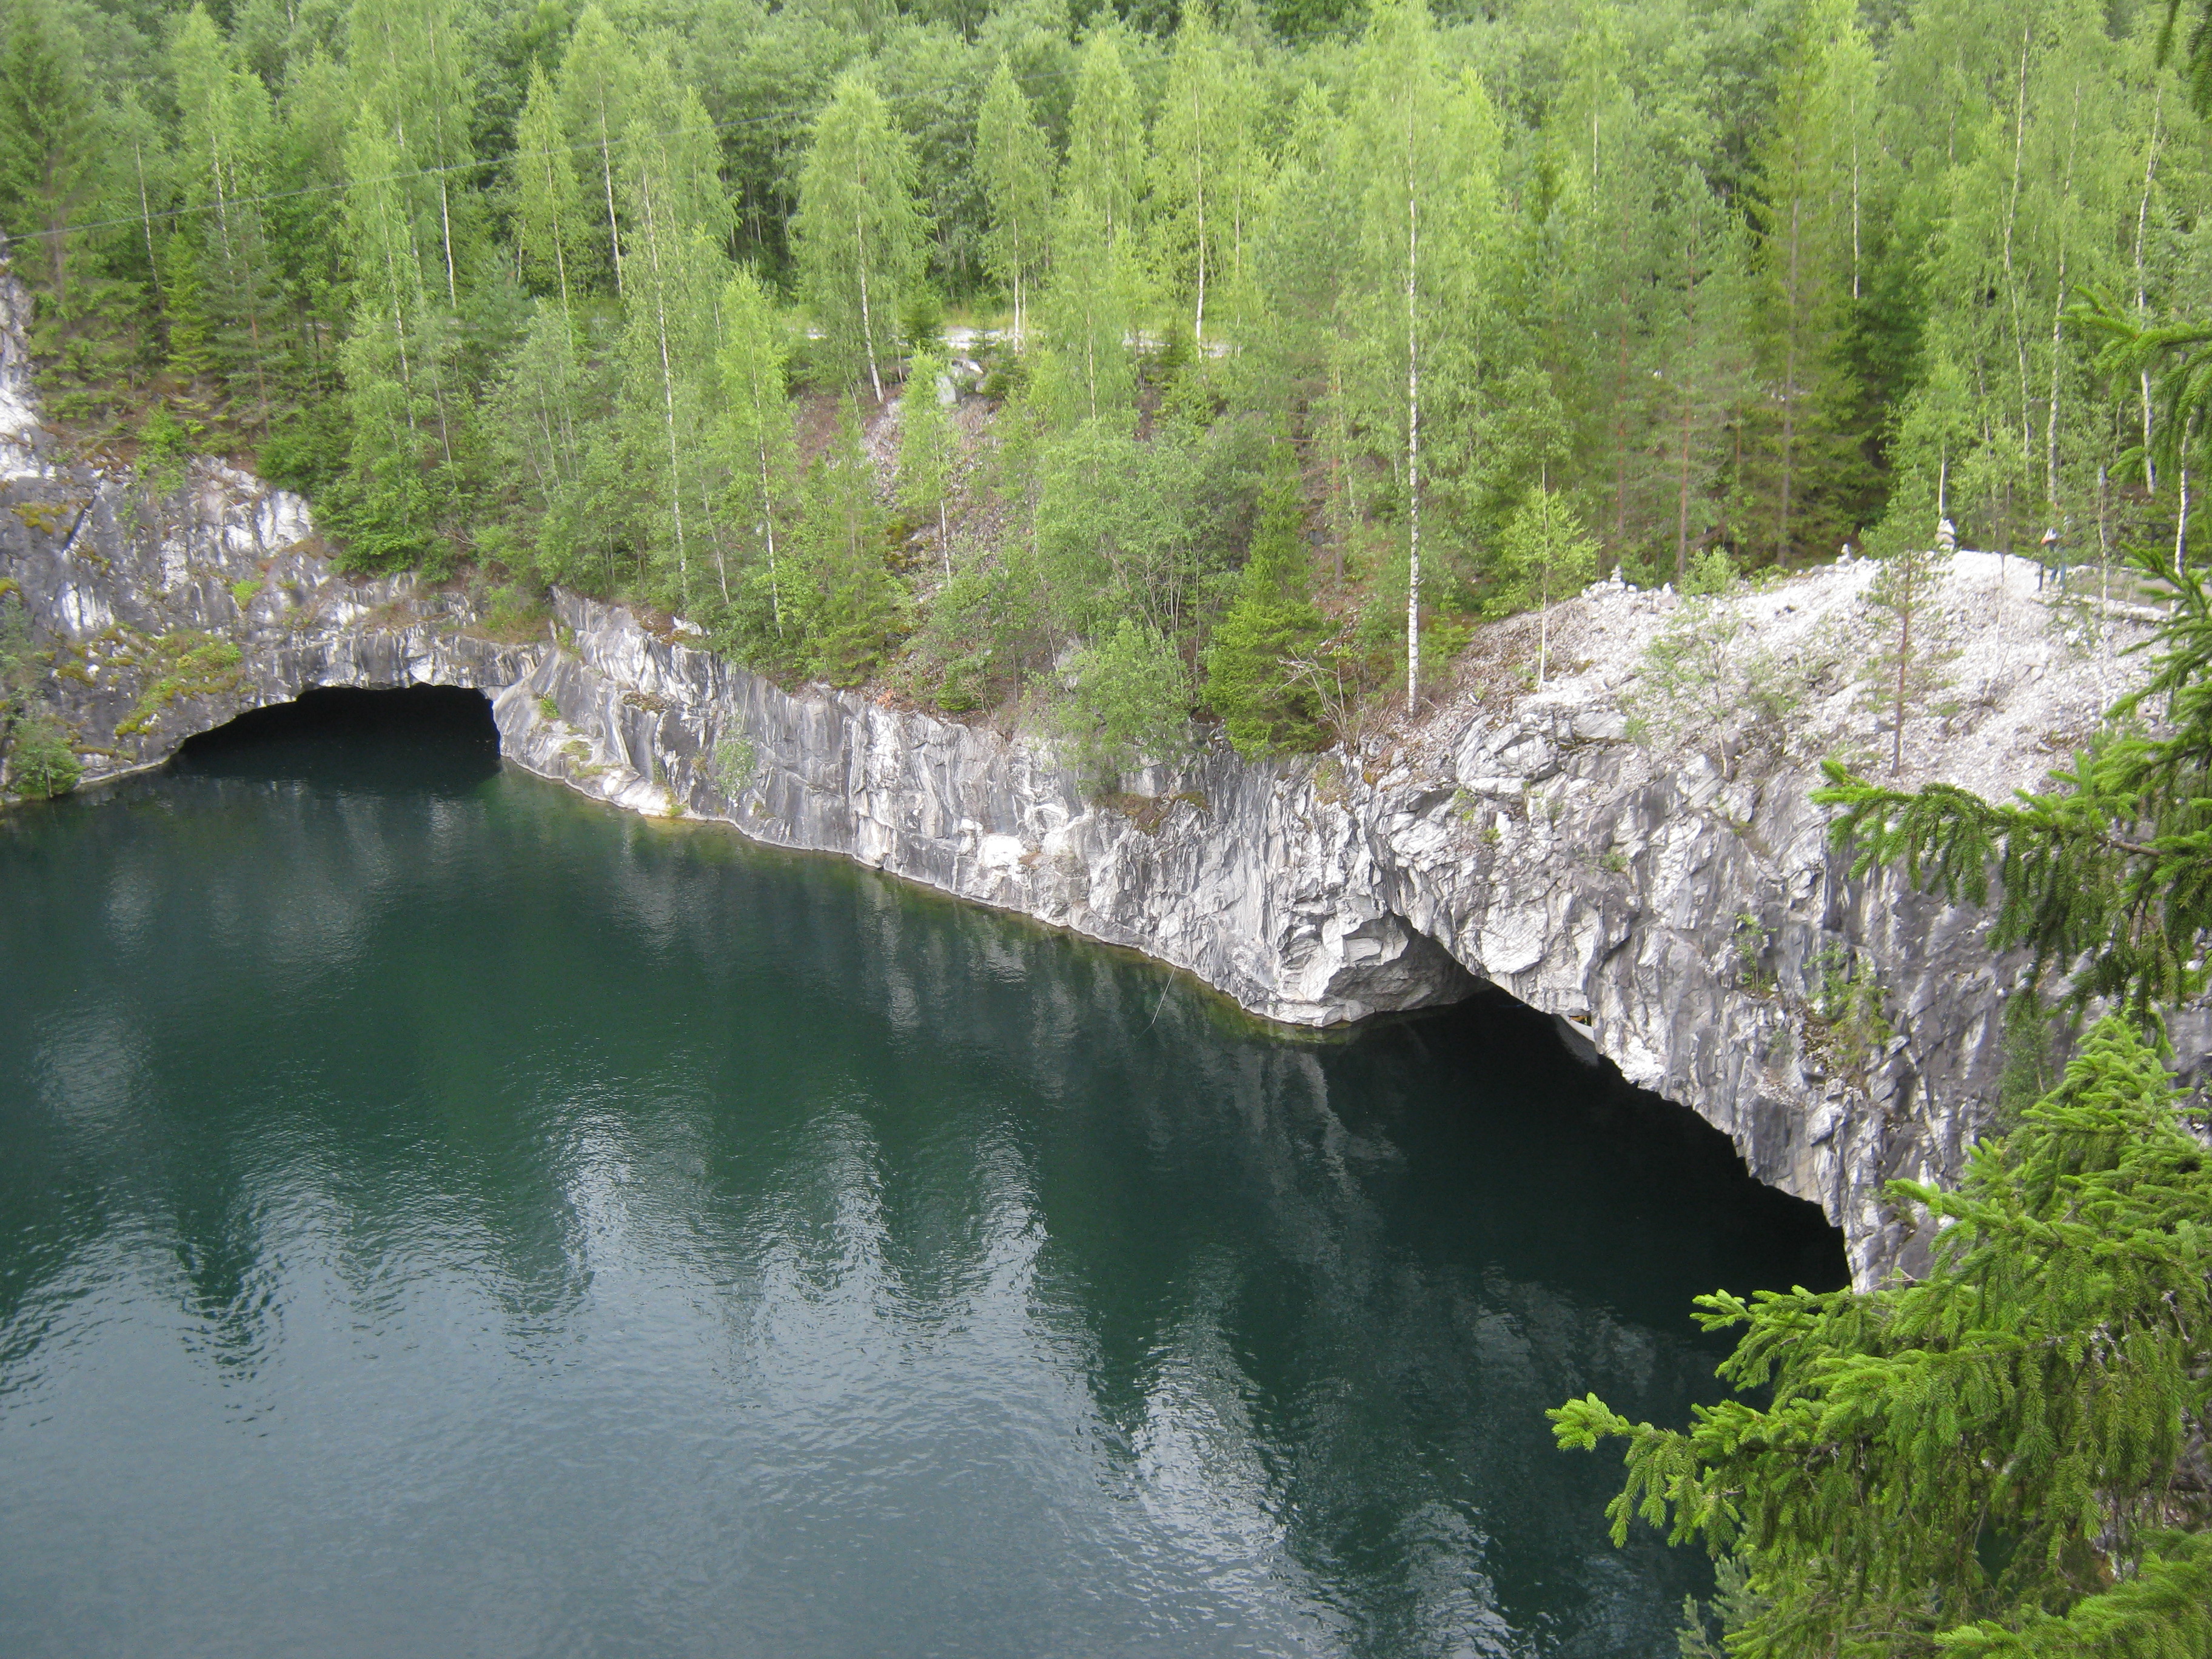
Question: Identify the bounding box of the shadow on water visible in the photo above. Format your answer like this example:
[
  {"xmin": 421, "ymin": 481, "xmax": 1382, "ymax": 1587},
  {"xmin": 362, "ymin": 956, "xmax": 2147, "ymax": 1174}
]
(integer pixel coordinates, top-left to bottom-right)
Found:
[
  {"xmin": 0, "ymin": 686, "xmax": 1849, "ymax": 1659},
  {"xmin": 1378, "ymin": 989, "xmax": 1848, "ymax": 1312}
]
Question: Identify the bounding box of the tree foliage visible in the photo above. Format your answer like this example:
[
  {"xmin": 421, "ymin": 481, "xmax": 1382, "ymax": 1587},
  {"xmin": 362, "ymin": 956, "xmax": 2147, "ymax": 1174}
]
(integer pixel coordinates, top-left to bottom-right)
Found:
[
  {"xmin": 5, "ymin": 0, "xmax": 2212, "ymax": 745},
  {"xmin": 1205, "ymin": 463, "xmax": 1329, "ymax": 759},
  {"xmin": 1552, "ymin": 1016, "xmax": 2212, "ymax": 1659}
]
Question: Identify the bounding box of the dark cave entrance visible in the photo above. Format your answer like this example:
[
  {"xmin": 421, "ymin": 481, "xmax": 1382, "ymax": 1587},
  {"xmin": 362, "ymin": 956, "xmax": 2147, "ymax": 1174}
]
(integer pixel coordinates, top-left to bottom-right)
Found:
[
  {"xmin": 169, "ymin": 685, "xmax": 500, "ymax": 791},
  {"xmin": 1410, "ymin": 984, "xmax": 1851, "ymax": 1297}
]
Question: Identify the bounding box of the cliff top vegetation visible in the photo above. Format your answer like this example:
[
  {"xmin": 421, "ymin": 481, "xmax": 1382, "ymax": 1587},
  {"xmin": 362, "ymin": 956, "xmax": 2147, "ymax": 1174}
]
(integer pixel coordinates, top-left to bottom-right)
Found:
[{"xmin": 4, "ymin": 0, "xmax": 2211, "ymax": 777}]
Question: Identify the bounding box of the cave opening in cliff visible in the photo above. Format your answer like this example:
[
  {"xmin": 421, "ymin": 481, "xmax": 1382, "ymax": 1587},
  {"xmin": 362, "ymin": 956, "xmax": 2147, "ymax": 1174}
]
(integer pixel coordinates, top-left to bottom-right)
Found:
[
  {"xmin": 170, "ymin": 686, "xmax": 500, "ymax": 791},
  {"xmin": 1419, "ymin": 985, "xmax": 1850, "ymax": 1294}
]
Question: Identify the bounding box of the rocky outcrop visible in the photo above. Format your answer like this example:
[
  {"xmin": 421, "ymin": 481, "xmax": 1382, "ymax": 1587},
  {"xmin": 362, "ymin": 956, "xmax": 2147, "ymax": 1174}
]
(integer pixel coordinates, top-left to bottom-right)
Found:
[
  {"xmin": 493, "ymin": 594, "xmax": 2039, "ymax": 1287},
  {"xmin": 5, "ymin": 247, "xmax": 2181, "ymax": 1289}
]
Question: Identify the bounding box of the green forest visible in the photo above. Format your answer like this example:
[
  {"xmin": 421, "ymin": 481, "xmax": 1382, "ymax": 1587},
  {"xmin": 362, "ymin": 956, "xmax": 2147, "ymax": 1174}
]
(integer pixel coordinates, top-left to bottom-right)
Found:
[{"xmin": 2, "ymin": 0, "xmax": 2208, "ymax": 751}]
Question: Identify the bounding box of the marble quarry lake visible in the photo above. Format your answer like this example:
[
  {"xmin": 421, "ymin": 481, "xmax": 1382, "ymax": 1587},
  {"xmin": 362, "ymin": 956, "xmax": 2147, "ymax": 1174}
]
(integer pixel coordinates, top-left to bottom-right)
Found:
[{"xmin": 0, "ymin": 688, "xmax": 1844, "ymax": 1658}]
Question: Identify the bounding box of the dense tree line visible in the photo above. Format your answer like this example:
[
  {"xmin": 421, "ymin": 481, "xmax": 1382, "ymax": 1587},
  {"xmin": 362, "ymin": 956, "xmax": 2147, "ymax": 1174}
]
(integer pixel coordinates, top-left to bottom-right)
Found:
[{"xmin": 4, "ymin": 0, "xmax": 2211, "ymax": 765}]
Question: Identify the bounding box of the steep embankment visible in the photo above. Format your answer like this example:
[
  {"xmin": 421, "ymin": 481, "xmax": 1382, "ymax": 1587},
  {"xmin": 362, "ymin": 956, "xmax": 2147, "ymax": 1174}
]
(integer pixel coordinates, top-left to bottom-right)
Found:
[{"xmin": 4, "ymin": 256, "xmax": 2181, "ymax": 1288}]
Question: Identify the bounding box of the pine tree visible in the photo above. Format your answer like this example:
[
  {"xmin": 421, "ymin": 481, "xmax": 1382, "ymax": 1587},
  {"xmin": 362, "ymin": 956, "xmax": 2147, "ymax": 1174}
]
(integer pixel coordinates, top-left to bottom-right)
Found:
[{"xmin": 792, "ymin": 72, "xmax": 927, "ymax": 401}]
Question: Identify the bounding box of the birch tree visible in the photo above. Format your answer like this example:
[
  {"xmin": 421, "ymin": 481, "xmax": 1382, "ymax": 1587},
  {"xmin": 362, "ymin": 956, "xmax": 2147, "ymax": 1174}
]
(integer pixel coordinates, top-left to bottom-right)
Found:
[
  {"xmin": 1149, "ymin": 11, "xmax": 1249, "ymax": 355},
  {"xmin": 1062, "ymin": 27, "xmax": 1144, "ymax": 267},
  {"xmin": 976, "ymin": 58, "xmax": 1051, "ymax": 346},
  {"xmin": 716, "ymin": 267, "xmax": 798, "ymax": 637},
  {"xmin": 335, "ymin": 120, "xmax": 438, "ymax": 563},
  {"xmin": 558, "ymin": 4, "xmax": 639, "ymax": 297},
  {"xmin": 900, "ymin": 346, "xmax": 958, "ymax": 579},
  {"xmin": 346, "ymin": 0, "xmax": 477, "ymax": 313},
  {"xmin": 512, "ymin": 62, "xmax": 585, "ymax": 323},
  {"xmin": 1343, "ymin": 0, "xmax": 1498, "ymax": 709},
  {"xmin": 618, "ymin": 79, "xmax": 730, "ymax": 608},
  {"xmin": 793, "ymin": 72, "xmax": 927, "ymax": 400}
]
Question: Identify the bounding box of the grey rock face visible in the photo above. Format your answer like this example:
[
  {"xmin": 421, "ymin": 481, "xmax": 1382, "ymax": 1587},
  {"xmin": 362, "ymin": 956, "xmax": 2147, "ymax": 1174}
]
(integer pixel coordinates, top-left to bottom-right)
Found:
[{"xmin": 4, "ymin": 250, "xmax": 2139, "ymax": 1290}]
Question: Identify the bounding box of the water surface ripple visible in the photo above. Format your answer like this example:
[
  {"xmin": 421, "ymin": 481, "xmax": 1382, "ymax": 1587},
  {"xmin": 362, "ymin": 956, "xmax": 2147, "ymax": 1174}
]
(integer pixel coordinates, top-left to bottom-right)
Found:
[{"xmin": 0, "ymin": 689, "xmax": 1843, "ymax": 1658}]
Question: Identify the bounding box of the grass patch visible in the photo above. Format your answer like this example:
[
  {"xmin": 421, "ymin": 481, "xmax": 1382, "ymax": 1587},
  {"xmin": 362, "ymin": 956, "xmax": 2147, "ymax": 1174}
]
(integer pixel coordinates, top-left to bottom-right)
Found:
[{"xmin": 115, "ymin": 632, "xmax": 245, "ymax": 737}]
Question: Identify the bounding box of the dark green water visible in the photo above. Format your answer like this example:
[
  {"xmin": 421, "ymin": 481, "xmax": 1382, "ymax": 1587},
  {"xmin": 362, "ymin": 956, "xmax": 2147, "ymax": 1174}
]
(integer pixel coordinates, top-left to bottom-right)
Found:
[{"xmin": 0, "ymin": 689, "xmax": 1843, "ymax": 1659}]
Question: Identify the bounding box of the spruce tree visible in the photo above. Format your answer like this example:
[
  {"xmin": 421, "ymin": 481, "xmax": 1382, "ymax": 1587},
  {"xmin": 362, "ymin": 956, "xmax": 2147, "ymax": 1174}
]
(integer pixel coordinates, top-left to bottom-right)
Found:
[
  {"xmin": 1554, "ymin": 1015, "xmax": 2212, "ymax": 1659},
  {"xmin": 0, "ymin": 0, "xmax": 136, "ymax": 419},
  {"xmin": 794, "ymin": 397, "xmax": 902, "ymax": 684},
  {"xmin": 1650, "ymin": 166, "xmax": 1755, "ymax": 585},
  {"xmin": 0, "ymin": 0, "xmax": 107, "ymax": 301},
  {"xmin": 1204, "ymin": 464, "xmax": 1329, "ymax": 758},
  {"xmin": 1750, "ymin": 0, "xmax": 1871, "ymax": 566}
]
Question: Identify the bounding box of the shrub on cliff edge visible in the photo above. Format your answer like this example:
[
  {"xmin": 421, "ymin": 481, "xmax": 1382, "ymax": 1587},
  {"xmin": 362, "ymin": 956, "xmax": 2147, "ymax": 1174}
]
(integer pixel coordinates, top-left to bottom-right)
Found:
[{"xmin": 3, "ymin": 708, "xmax": 78, "ymax": 798}]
